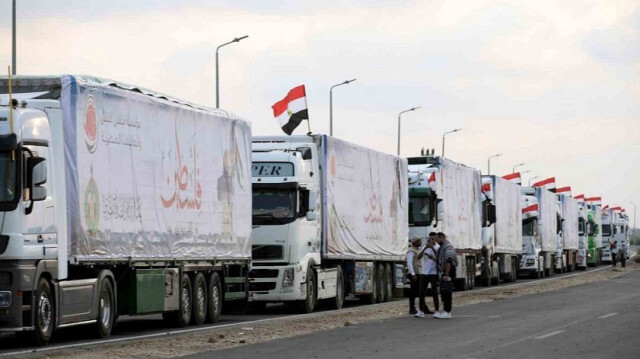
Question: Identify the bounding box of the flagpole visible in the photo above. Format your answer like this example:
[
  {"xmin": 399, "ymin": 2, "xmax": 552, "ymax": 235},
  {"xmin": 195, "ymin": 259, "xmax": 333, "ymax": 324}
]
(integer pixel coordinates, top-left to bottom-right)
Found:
[{"xmin": 306, "ymin": 119, "xmax": 312, "ymax": 135}]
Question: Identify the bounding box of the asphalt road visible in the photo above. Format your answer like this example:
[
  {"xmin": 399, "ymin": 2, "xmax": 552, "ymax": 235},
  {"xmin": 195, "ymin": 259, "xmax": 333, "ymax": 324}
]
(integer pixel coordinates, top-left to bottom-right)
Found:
[
  {"xmin": 185, "ymin": 267, "xmax": 640, "ymax": 359},
  {"xmin": 0, "ymin": 258, "xmax": 633, "ymax": 356}
]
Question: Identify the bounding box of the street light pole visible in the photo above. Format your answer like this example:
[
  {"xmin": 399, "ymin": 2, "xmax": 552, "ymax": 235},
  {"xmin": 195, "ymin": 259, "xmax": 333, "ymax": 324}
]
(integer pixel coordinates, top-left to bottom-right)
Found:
[
  {"xmin": 442, "ymin": 128, "xmax": 462, "ymax": 158},
  {"xmin": 528, "ymin": 176, "xmax": 539, "ymax": 186},
  {"xmin": 329, "ymin": 79, "xmax": 356, "ymax": 136},
  {"xmin": 215, "ymin": 35, "xmax": 248, "ymax": 108},
  {"xmin": 12, "ymin": 0, "xmax": 16, "ymax": 74},
  {"xmin": 487, "ymin": 153, "xmax": 502, "ymax": 175},
  {"xmin": 512, "ymin": 162, "xmax": 526, "ymax": 173},
  {"xmin": 397, "ymin": 107, "xmax": 420, "ymax": 156}
]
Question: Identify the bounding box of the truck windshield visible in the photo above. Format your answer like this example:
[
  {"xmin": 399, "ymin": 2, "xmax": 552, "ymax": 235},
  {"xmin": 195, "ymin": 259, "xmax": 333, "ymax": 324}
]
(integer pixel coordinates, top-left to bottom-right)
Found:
[
  {"xmin": 0, "ymin": 153, "xmax": 17, "ymax": 205},
  {"xmin": 522, "ymin": 218, "xmax": 537, "ymax": 236},
  {"xmin": 578, "ymin": 218, "xmax": 585, "ymax": 236},
  {"xmin": 252, "ymin": 188, "xmax": 297, "ymax": 225},
  {"xmin": 602, "ymin": 224, "xmax": 611, "ymax": 236},
  {"xmin": 408, "ymin": 195, "xmax": 432, "ymax": 226}
]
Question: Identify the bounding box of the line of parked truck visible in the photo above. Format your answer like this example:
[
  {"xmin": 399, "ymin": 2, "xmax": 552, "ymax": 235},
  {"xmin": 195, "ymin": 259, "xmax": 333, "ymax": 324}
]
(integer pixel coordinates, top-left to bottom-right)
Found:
[{"xmin": 0, "ymin": 75, "xmax": 632, "ymax": 345}]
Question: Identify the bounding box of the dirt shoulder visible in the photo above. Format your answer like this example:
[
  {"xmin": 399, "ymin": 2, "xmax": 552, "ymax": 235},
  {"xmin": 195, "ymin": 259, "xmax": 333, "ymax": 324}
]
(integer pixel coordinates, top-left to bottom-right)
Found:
[{"xmin": 16, "ymin": 260, "xmax": 640, "ymax": 359}]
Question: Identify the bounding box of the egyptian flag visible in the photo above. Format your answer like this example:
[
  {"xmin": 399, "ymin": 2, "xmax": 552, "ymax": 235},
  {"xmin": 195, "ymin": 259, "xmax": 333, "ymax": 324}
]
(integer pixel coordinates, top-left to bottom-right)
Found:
[
  {"xmin": 533, "ymin": 177, "xmax": 556, "ymax": 192},
  {"xmin": 502, "ymin": 172, "xmax": 521, "ymax": 185},
  {"xmin": 556, "ymin": 186, "xmax": 571, "ymax": 197},
  {"xmin": 586, "ymin": 197, "xmax": 602, "ymax": 206},
  {"xmin": 272, "ymin": 85, "xmax": 308, "ymax": 135},
  {"xmin": 574, "ymin": 194, "xmax": 585, "ymax": 203}
]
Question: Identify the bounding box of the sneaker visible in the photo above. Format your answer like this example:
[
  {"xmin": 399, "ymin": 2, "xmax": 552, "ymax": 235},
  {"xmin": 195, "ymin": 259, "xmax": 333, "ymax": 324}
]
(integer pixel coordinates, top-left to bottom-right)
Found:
[
  {"xmin": 409, "ymin": 309, "xmax": 417, "ymax": 315},
  {"xmin": 433, "ymin": 311, "xmax": 443, "ymax": 318},
  {"xmin": 440, "ymin": 312, "xmax": 452, "ymax": 319},
  {"xmin": 414, "ymin": 311, "xmax": 425, "ymax": 318}
]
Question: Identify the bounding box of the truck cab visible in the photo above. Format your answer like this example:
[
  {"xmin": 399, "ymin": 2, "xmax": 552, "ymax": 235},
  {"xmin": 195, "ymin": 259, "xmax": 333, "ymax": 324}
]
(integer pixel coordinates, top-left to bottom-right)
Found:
[
  {"xmin": 586, "ymin": 205, "xmax": 602, "ymax": 266},
  {"xmin": 407, "ymin": 157, "xmax": 438, "ymax": 240},
  {"xmin": 577, "ymin": 200, "xmax": 588, "ymax": 268},
  {"xmin": 520, "ymin": 187, "xmax": 543, "ymax": 278},
  {"xmin": 601, "ymin": 209, "xmax": 613, "ymax": 263},
  {"xmin": 250, "ymin": 137, "xmax": 320, "ymax": 308}
]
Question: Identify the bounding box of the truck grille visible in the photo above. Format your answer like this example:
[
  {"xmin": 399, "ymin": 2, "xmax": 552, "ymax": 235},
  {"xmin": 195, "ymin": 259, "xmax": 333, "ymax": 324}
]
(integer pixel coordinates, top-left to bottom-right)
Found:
[
  {"xmin": 249, "ymin": 282, "xmax": 277, "ymax": 292},
  {"xmin": 249, "ymin": 269, "xmax": 279, "ymax": 278},
  {"xmin": 252, "ymin": 245, "xmax": 283, "ymax": 260}
]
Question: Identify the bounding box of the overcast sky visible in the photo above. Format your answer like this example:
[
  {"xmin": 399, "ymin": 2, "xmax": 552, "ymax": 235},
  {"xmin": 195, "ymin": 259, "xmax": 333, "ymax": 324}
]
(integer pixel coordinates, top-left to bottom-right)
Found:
[{"xmin": 1, "ymin": 0, "xmax": 639, "ymax": 221}]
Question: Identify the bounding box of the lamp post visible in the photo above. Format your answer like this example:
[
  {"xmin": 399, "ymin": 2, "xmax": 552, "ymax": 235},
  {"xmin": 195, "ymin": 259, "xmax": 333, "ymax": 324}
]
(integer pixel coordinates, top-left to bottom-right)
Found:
[
  {"xmin": 487, "ymin": 153, "xmax": 502, "ymax": 175},
  {"xmin": 329, "ymin": 79, "xmax": 356, "ymax": 136},
  {"xmin": 521, "ymin": 170, "xmax": 531, "ymax": 175},
  {"xmin": 397, "ymin": 107, "xmax": 420, "ymax": 155},
  {"xmin": 216, "ymin": 35, "xmax": 248, "ymax": 108},
  {"xmin": 442, "ymin": 128, "xmax": 462, "ymax": 158},
  {"xmin": 12, "ymin": 0, "xmax": 16, "ymax": 74},
  {"xmin": 528, "ymin": 176, "xmax": 539, "ymax": 186},
  {"xmin": 512, "ymin": 162, "xmax": 526, "ymax": 173}
]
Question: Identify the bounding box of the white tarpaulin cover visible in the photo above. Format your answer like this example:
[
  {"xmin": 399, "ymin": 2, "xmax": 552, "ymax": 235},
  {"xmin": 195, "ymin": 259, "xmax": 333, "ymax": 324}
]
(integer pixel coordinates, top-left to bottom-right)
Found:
[
  {"xmin": 493, "ymin": 176, "xmax": 522, "ymax": 254},
  {"xmin": 322, "ymin": 136, "xmax": 408, "ymax": 260},
  {"xmin": 561, "ymin": 195, "xmax": 579, "ymax": 250},
  {"xmin": 435, "ymin": 158, "xmax": 482, "ymax": 250},
  {"xmin": 60, "ymin": 75, "xmax": 252, "ymax": 261},
  {"xmin": 538, "ymin": 188, "xmax": 557, "ymax": 251}
]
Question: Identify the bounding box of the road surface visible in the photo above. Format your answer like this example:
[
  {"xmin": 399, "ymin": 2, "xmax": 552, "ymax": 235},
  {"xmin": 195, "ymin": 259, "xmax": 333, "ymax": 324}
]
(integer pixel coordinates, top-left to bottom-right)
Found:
[{"xmin": 185, "ymin": 267, "xmax": 640, "ymax": 359}]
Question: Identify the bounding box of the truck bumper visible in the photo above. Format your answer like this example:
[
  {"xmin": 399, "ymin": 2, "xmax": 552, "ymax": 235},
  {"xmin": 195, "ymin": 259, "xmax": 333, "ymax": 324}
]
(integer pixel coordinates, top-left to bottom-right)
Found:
[
  {"xmin": 0, "ymin": 261, "xmax": 35, "ymax": 332},
  {"xmin": 601, "ymin": 248, "xmax": 612, "ymax": 262},
  {"xmin": 519, "ymin": 255, "xmax": 539, "ymax": 273},
  {"xmin": 249, "ymin": 265, "xmax": 306, "ymax": 302}
]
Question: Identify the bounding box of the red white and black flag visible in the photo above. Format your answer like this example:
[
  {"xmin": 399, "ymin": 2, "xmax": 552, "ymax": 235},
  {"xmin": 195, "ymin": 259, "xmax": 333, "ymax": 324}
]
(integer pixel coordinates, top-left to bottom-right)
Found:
[
  {"xmin": 272, "ymin": 85, "xmax": 308, "ymax": 135},
  {"xmin": 556, "ymin": 186, "xmax": 571, "ymax": 197},
  {"xmin": 532, "ymin": 177, "xmax": 556, "ymax": 192},
  {"xmin": 502, "ymin": 172, "xmax": 521, "ymax": 185}
]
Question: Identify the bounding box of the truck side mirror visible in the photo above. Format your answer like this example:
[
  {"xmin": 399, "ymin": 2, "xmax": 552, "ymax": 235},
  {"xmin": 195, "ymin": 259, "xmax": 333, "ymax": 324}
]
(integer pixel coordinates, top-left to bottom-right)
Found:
[
  {"xmin": 306, "ymin": 211, "xmax": 317, "ymax": 221},
  {"xmin": 27, "ymin": 156, "xmax": 47, "ymax": 201},
  {"xmin": 308, "ymin": 189, "xmax": 317, "ymax": 212},
  {"xmin": 487, "ymin": 204, "xmax": 497, "ymax": 225}
]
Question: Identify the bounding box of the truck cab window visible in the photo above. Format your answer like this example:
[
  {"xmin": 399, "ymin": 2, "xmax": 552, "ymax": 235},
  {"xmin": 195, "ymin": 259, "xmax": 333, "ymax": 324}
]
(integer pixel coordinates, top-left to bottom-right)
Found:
[
  {"xmin": 408, "ymin": 195, "xmax": 431, "ymax": 226},
  {"xmin": 252, "ymin": 188, "xmax": 297, "ymax": 225}
]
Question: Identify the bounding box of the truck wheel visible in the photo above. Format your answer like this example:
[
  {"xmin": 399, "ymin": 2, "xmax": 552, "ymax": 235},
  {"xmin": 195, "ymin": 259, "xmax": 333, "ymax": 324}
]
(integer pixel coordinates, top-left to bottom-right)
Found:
[
  {"xmin": 328, "ymin": 266, "xmax": 344, "ymax": 310},
  {"xmin": 376, "ymin": 263, "xmax": 385, "ymax": 303},
  {"xmin": 384, "ymin": 263, "xmax": 393, "ymax": 301},
  {"xmin": 206, "ymin": 273, "xmax": 222, "ymax": 323},
  {"xmin": 364, "ymin": 266, "xmax": 378, "ymax": 304},
  {"xmin": 192, "ymin": 273, "xmax": 207, "ymax": 326},
  {"xmin": 34, "ymin": 277, "xmax": 54, "ymax": 346},
  {"xmin": 177, "ymin": 273, "xmax": 193, "ymax": 327},
  {"xmin": 95, "ymin": 277, "xmax": 115, "ymax": 338},
  {"xmin": 298, "ymin": 268, "xmax": 317, "ymax": 313},
  {"xmin": 470, "ymin": 258, "xmax": 476, "ymax": 289}
]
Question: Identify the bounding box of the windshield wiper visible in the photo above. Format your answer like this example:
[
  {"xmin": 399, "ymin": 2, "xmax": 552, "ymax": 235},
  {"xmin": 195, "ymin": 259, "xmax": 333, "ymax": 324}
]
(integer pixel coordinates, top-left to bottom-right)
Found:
[{"xmin": 253, "ymin": 213, "xmax": 287, "ymax": 224}]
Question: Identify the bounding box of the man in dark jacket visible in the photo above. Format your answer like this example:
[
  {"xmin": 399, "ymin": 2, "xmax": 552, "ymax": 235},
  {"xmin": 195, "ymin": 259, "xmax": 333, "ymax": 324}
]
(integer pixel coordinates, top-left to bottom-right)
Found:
[{"xmin": 435, "ymin": 232, "xmax": 457, "ymax": 319}]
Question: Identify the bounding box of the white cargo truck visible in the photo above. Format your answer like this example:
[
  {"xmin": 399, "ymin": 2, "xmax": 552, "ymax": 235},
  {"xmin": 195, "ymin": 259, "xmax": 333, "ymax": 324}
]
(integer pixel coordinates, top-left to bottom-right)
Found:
[
  {"xmin": 520, "ymin": 187, "xmax": 558, "ymax": 278},
  {"xmin": 576, "ymin": 197, "xmax": 588, "ymax": 269},
  {"xmin": 601, "ymin": 208, "xmax": 613, "ymax": 263},
  {"xmin": 481, "ymin": 175, "xmax": 522, "ymax": 285},
  {"xmin": 250, "ymin": 135, "xmax": 407, "ymax": 313},
  {"xmin": 0, "ymin": 75, "xmax": 252, "ymax": 345},
  {"xmin": 557, "ymin": 194, "xmax": 579, "ymax": 272},
  {"xmin": 407, "ymin": 156, "xmax": 483, "ymax": 291}
]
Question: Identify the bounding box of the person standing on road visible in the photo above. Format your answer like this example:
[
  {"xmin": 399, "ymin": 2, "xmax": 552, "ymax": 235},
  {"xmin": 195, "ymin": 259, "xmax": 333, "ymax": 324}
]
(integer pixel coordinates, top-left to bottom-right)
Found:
[
  {"xmin": 406, "ymin": 235, "xmax": 423, "ymax": 315},
  {"xmin": 435, "ymin": 232, "xmax": 457, "ymax": 319},
  {"xmin": 611, "ymin": 240, "xmax": 618, "ymax": 267},
  {"xmin": 414, "ymin": 232, "xmax": 440, "ymax": 318}
]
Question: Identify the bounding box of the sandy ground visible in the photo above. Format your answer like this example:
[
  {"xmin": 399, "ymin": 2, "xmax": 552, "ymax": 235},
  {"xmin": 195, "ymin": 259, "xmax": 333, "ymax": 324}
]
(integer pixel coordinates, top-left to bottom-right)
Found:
[{"xmin": 16, "ymin": 259, "xmax": 639, "ymax": 359}]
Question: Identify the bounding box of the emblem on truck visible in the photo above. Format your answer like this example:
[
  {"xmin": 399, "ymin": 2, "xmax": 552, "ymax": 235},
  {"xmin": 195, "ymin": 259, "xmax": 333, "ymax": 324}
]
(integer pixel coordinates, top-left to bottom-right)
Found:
[
  {"xmin": 84, "ymin": 165, "xmax": 100, "ymax": 232},
  {"xmin": 84, "ymin": 95, "xmax": 99, "ymax": 154}
]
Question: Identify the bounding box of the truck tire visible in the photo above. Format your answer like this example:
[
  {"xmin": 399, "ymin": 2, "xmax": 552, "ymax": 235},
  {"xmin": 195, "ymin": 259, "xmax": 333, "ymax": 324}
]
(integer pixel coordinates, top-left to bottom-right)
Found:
[
  {"xmin": 206, "ymin": 273, "xmax": 222, "ymax": 323},
  {"xmin": 328, "ymin": 266, "xmax": 345, "ymax": 310},
  {"xmin": 364, "ymin": 266, "xmax": 378, "ymax": 304},
  {"xmin": 174, "ymin": 273, "xmax": 193, "ymax": 327},
  {"xmin": 192, "ymin": 273, "xmax": 207, "ymax": 326},
  {"xmin": 376, "ymin": 263, "xmax": 385, "ymax": 303},
  {"xmin": 384, "ymin": 263, "xmax": 393, "ymax": 301},
  {"xmin": 34, "ymin": 277, "xmax": 54, "ymax": 346},
  {"xmin": 95, "ymin": 276, "xmax": 115, "ymax": 338},
  {"xmin": 298, "ymin": 268, "xmax": 317, "ymax": 313}
]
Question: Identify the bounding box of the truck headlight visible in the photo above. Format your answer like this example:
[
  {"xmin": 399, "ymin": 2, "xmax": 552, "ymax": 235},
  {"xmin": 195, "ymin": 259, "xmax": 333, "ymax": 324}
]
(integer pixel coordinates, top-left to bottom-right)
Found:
[
  {"xmin": 0, "ymin": 291, "xmax": 11, "ymax": 307},
  {"xmin": 587, "ymin": 253, "xmax": 592, "ymax": 258},
  {"xmin": 282, "ymin": 268, "xmax": 294, "ymax": 288}
]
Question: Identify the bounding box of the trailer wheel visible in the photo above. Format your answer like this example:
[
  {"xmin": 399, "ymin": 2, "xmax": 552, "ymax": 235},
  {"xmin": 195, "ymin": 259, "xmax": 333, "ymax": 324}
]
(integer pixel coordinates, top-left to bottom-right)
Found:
[
  {"xmin": 34, "ymin": 277, "xmax": 54, "ymax": 346},
  {"xmin": 298, "ymin": 267, "xmax": 317, "ymax": 313},
  {"xmin": 364, "ymin": 266, "xmax": 378, "ymax": 304},
  {"xmin": 192, "ymin": 273, "xmax": 207, "ymax": 326},
  {"xmin": 376, "ymin": 263, "xmax": 386, "ymax": 303},
  {"xmin": 384, "ymin": 263, "xmax": 393, "ymax": 301},
  {"xmin": 95, "ymin": 277, "xmax": 115, "ymax": 338},
  {"xmin": 328, "ymin": 266, "xmax": 344, "ymax": 310},
  {"xmin": 206, "ymin": 272, "xmax": 222, "ymax": 323},
  {"xmin": 176, "ymin": 273, "xmax": 193, "ymax": 327}
]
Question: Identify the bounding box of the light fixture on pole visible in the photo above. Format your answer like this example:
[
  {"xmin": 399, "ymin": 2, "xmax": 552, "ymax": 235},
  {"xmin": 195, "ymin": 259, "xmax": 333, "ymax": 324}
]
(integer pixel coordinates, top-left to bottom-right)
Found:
[
  {"xmin": 528, "ymin": 175, "xmax": 539, "ymax": 186},
  {"xmin": 521, "ymin": 170, "xmax": 532, "ymax": 175},
  {"xmin": 441, "ymin": 128, "xmax": 462, "ymax": 158},
  {"xmin": 215, "ymin": 35, "xmax": 249, "ymax": 108},
  {"xmin": 512, "ymin": 162, "xmax": 526, "ymax": 173},
  {"xmin": 329, "ymin": 79, "xmax": 356, "ymax": 136},
  {"xmin": 397, "ymin": 107, "xmax": 420, "ymax": 156},
  {"xmin": 487, "ymin": 153, "xmax": 502, "ymax": 175}
]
